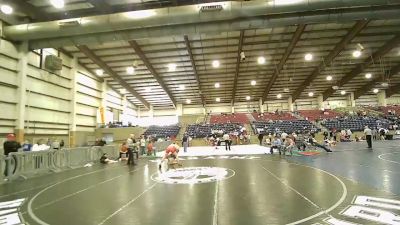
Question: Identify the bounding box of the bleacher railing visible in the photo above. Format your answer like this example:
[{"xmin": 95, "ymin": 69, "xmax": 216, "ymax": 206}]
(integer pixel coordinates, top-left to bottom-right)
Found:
[{"xmin": 1, "ymin": 145, "xmax": 119, "ymax": 184}]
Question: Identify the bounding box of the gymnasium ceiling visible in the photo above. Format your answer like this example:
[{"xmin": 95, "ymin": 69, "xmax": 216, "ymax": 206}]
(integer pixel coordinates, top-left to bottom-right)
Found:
[{"xmin": 3, "ymin": 0, "xmax": 400, "ymax": 109}]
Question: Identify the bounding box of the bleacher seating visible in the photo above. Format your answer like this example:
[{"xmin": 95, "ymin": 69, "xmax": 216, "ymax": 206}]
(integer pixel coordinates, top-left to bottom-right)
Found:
[
  {"xmin": 378, "ymin": 106, "xmax": 400, "ymax": 116},
  {"xmin": 210, "ymin": 113, "xmax": 249, "ymax": 124},
  {"xmin": 144, "ymin": 125, "xmax": 180, "ymax": 138},
  {"xmin": 322, "ymin": 116, "xmax": 390, "ymax": 131},
  {"xmin": 186, "ymin": 123, "xmax": 243, "ymax": 138},
  {"xmin": 252, "ymin": 112, "xmax": 296, "ymax": 121},
  {"xmin": 252, "ymin": 120, "xmax": 316, "ymax": 134},
  {"xmin": 298, "ymin": 110, "xmax": 342, "ymax": 121}
]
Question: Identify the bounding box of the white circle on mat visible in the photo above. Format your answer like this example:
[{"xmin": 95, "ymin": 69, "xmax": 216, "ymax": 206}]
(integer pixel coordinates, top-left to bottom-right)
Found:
[{"xmin": 151, "ymin": 167, "xmax": 235, "ymax": 184}]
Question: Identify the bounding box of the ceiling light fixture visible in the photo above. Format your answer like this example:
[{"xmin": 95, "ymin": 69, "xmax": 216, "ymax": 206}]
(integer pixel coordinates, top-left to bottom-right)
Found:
[
  {"xmin": 1, "ymin": 5, "xmax": 13, "ymax": 14},
  {"xmin": 212, "ymin": 60, "xmax": 220, "ymax": 68},
  {"xmin": 145, "ymin": 87, "xmax": 152, "ymax": 92},
  {"xmin": 305, "ymin": 53, "xmax": 313, "ymax": 61},
  {"xmin": 214, "ymin": 83, "xmax": 220, "ymax": 88},
  {"xmin": 50, "ymin": 0, "xmax": 65, "ymax": 9},
  {"xmin": 257, "ymin": 56, "xmax": 266, "ymax": 65},
  {"xmin": 308, "ymin": 92, "xmax": 314, "ymax": 97},
  {"xmin": 352, "ymin": 50, "xmax": 362, "ymax": 58},
  {"xmin": 277, "ymin": 94, "xmax": 282, "ymax": 99},
  {"xmin": 186, "ymin": 99, "xmax": 191, "ymax": 104},
  {"xmin": 126, "ymin": 66, "xmax": 135, "ymax": 75},
  {"xmin": 373, "ymin": 88, "xmax": 379, "ymax": 94},
  {"xmin": 179, "ymin": 85, "xmax": 185, "ymax": 90},
  {"xmin": 365, "ymin": 73, "xmax": 372, "ymax": 79},
  {"xmin": 246, "ymin": 96, "xmax": 251, "ymax": 101},
  {"xmin": 95, "ymin": 69, "xmax": 104, "ymax": 76},
  {"xmin": 326, "ymin": 75, "xmax": 333, "ymax": 81},
  {"xmin": 216, "ymin": 97, "xmax": 221, "ymax": 102},
  {"xmin": 340, "ymin": 90, "xmax": 346, "ymax": 95},
  {"xmin": 168, "ymin": 63, "xmax": 177, "ymax": 72},
  {"xmin": 251, "ymin": 80, "xmax": 256, "ymax": 86}
]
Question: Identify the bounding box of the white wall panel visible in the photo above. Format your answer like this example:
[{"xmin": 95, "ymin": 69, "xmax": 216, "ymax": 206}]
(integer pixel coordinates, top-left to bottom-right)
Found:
[
  {"xmin": 26, "ymin": 92, "xmax": 70, "ymax": 112},
  {"xmin": 75, "ymin": 115, "xmax": 96, "ymax": 127},
  {"xmin": 25, "ymin": 107, "xmax": 69, "ymax": 124},
  {"xmin": 0, "ymin": 103, "xmax": 16, "ymax": 119},
  {"xmin": 27, "ymin": 66, "xmax": 71, "ymax": 88},
  {"xmin": 0, "ymin": 68, "xmax": 18, "ymax": 85},
  {"xmin": 76, "ymin": 93, "xmax": 101, "ymax": 107},
  {"xmin": 0, "ymin": 55, "xmax": 18, "ymax": 71},
  {"xmin": 0, "ymin": 86, "xmax": 17, "ymax": 103},
  {"xmin": 0, "ymin": 40, "xmax": 18, "ymax": 58},
  {"xmin": 77, "ymin": 104, "xmax": 98, "ymax": 117},
  {"xmin": 27, "ymin": 77, "xmax": 70, "ymax": 100},
  {"xmin": 77, "ymin": 84, "xmax": 102, "ymax": 99}
]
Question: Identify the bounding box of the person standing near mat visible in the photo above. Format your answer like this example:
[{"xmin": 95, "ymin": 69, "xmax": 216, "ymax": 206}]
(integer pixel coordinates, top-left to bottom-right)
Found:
[
  {"xmin": 182, "ymin": 133, "xmax": 189, "ymax": 153},
  {"xmin": 364, "ymin": 126, "xmax": 372, "ymax": 148},
  {"xmin": 223, "ymin": 132, "xmax": 231, "ymax": 151}
]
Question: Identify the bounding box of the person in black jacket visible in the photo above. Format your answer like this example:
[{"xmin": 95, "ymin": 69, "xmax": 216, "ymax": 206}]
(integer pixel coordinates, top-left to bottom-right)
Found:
[
  {"xmin": 3, "ymin": 134, "xmax": 21, "ymax": 177},
  {"xmin": 3, "ymin": 134, "xmax": 21, "ymax": 156}
]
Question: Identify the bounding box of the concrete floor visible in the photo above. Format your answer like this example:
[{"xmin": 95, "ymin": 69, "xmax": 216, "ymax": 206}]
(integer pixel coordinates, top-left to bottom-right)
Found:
[{"xmin": 1, "ymin": 140, "xmax": 399, "ymax": 225}]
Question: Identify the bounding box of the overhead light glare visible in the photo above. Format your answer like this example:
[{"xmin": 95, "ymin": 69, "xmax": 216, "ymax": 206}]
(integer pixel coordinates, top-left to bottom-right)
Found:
[
  {"xmin": 126, "ymin": 10, "xmax": 156, "ymax": 19},
  {"xmin": 269, "ymin": 0, "xmax": 304, "ymax": 6},
  {"xmin": 95, "ymin": 69, "xmax": 104, "ymax": 76},
  {"xmin": 308, "ymin": 92, "xmax": 314, "ymax": 97},
  {"xmin": 365, "ymin": 73, "xmax": 372, "ymax": 79},
  {"xmin": 257, "ymin": 56, "xmax": 266, "ymax": 65},
  {"xmin": 126, "ymin": 66, "xmax": 135, "ymax": 75},
  {"xmin": 179, "ymin": 85, "xmax": 185, "ymax": 90},
  {"xmin": 168, "ymin": 63, "xmax": 177, "ymax": 72},
  {"xmin": 305, "ymin": 53, "xmax": 313, "ymax": 61},
  {"xmin": 186, "ymin": 99, "xmax": 191, "ymax": 104},
  {"xmin": 251, "ymin": 80, "xmax": 256, "ymax": 86},
  {"xmin": 277, "ymin": 94, "xmax": 282, "ymax": 99},
  {"xmin": 340, "ymin": 90, "xmax": 346, "ymax": 95},
  {"xmin": 212, "ymin": 60, "xmax": 220, "ymax": 68},
  {"xmin": 352, "ymin": 50, "xmax": 362, "ymax": 58},
  {"xmin": 50, "ymin": 0, "xmax": 65, "ymax": 9},
  {"xmin": 246, "ymin": 96, "xmax": 251, "ymax": 101},
  {"xmin": 326, "ymin": 75, "xmax": 333, "ymax": 81},
  {"xmin": 216, "ymin": 97, "xmax": 221, "ymax": 102},
  {"xmin": 1, "ymin": 5, "xmax": 13, "ymax": 14},
  {"xmin": 214, "ymin": 83, "xmax": 220, "ymax": 88},
  {"xmin": 145, "ymin": 87, "xmax": 152, "ymax": 92},
  {"xmin": 373, "ymin": 88, "xmax": 379, "ymax": 94}
]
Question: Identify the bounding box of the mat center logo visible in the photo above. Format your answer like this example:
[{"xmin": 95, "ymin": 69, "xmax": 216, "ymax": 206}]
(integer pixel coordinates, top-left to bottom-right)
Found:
[{"xmin": 151, "ymin": 167, "xmax": 235, "ymax": 184}]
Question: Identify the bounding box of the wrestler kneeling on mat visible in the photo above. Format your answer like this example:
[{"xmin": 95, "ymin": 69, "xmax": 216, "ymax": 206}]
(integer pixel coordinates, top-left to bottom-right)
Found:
[{"xmin": 159, "ymin": 143, "xmax": 181, "ymax": 171}]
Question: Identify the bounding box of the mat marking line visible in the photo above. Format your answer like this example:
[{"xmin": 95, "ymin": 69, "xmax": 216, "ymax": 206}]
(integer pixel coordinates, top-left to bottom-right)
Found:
[
  {"xmin": 260, "ymin": 162, "xmax": 347, "ymax": 225},
  {"xmin": 97, "ymin": 182, "xmax": 157, "ymax": 225},
  {"xmin": 378, "ymin": 152, "xmax": 400, "ymax": 165},
  {"xmin": 27, "ymin": 164, "xmax": 146, "ymax": 225}
]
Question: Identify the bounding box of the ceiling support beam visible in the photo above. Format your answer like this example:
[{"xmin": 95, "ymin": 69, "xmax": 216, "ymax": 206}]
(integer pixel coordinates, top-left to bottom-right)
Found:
[
  {"xmin": 386, "ymin": 83, "xmax": 400, "ymax": 98},
  {"xmin": 262, "ymin": 24, "xmax": 306, "ymax": 103},
  {"xmin": 322, "ymin": 34, "xmax": 400, "ymax": 100},
  {"xmin": 76, "ymin": 45, "xmax": 151, "ymax": 109},
  {"xmin": 86, "ymin": 0, "xmax": 112, "ymax": 14},
  {"xmin": 231, "ymin": 30, "xmax": 245, "ymax": 105},
  {"xmin": 354, "ymin": 63, "xmax": 400, "ymax": 99},
  {"xmin": 129, "ymin": 40, "xmax": 177, "ymax": 108},
  {"xmin": 292, "ymin": 20, "xmax": 369, "ymax": 101},
  {"xmin": 184, "ymin": 35, "xmax": 205, "ymax": 106}
]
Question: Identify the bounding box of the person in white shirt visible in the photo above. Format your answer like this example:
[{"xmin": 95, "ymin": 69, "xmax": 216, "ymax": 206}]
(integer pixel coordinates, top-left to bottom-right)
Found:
[
  {"xmin": 364, "ymin": 126, "xmax": 372, "ymax": 148},
  {"xmin": 346, "ymin": 129, "xmax": 352, "ymax": 139},
  {"xmin": 223, "ymin": 133, "xmax": 231, "ymax": 151},
  {"xmin": 140, "ymin": 135, "xmax": 146, "ymax": 155},
  {"xmin": 281, "ymin": 132, "xmax": 288, "ymax": 141}
]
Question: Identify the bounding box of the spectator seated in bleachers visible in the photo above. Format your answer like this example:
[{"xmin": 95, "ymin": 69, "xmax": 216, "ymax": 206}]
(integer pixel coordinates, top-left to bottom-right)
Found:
[
  {"xmin": 322, "ymin": 115, "xmax": 390, "ymax": 132},
  {"xmin": 297, "ymin": 109, "xmax": 342, "ymax": 122},
  {"xmin": 144, "ymin": 125, "xmax": 181, "ymax": 139},
  {"xmin": 252, "ymin": 120, "xmax": 317, "ymax": 135},
  {"xmin": 210, "ymin": 113, "xmax": 249, "ymax": 124},
  {"xmin": 186, "ymin": 123, "xmax": 243, "ymax": 138}
]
